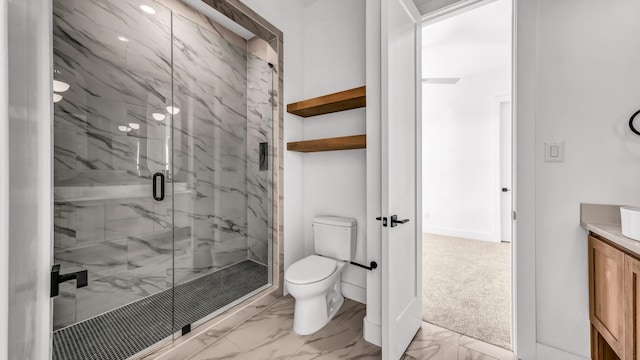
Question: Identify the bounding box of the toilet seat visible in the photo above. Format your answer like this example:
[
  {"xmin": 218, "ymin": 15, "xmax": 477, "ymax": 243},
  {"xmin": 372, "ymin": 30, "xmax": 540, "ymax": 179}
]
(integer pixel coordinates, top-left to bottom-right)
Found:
[{"xmin": 285, "ymin": 255, "xmax": 337, "ymax": 284}]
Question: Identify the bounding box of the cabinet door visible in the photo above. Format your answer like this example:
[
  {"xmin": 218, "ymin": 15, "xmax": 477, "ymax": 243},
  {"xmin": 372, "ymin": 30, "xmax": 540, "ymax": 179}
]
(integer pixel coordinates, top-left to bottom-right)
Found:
[
  {"xmin": 626, "ymin": 255, "xmax": 640, "ymax": 360},
  {"xmin": 589, "ymin": 235, "xmax": 625, "ymax": 358}
]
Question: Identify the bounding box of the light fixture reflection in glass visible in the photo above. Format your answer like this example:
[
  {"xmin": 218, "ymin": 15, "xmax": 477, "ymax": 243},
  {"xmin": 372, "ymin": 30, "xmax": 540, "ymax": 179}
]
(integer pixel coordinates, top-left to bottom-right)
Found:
[
  {"xmin": 165, "ymin": 136, "xmax": 170, "ymax": 171},
  {"xmin": 118, "ymin": 125, "xmax": 132, "ymax": 132},
  {"xmin": 53, "ymin": 93, "xmax": 63, "ymax": 103},
  {"xmin": 152, "ymin": 113, "xmax": 166, "ymax": 121},
  {"xmin": 128, "ymin": 122, "xmax": 140, "ymax": 130},
  {"xmin": 118, "ymin": 36, "xmax": 130, "ymax": 42},
  {"xmin": 166, "ymin": 106, "xmax": 180, "ymax": 115},
  {"xmin": 53, "ymin": 80, "xmax": 70, "ymax": 93},
  {"xmin": 140, "ymin": 5, "xmax": 156, "ymax": 14}
]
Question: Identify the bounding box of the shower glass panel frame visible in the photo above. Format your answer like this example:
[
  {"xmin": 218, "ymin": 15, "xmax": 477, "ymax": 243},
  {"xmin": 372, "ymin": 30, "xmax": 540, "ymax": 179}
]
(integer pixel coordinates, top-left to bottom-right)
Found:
[{"xmin": 50, "ymin": 0, "xmax": 277, "ymax": 358}]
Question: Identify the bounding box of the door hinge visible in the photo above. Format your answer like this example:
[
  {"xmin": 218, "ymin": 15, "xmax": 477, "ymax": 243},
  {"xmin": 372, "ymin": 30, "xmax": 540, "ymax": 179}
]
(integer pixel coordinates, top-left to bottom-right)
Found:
[{"xmin": 513, "ymin": 211, "xmax": 517, "ymax": 221}]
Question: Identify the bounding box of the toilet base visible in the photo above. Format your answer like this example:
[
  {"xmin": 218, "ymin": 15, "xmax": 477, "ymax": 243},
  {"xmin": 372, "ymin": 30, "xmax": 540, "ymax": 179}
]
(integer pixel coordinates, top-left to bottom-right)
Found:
[
  {"xmin": 293, "ymin": 292, "xmax": 344, "ymax": 336},
  {"xmin": 286, "ymin": 259, "xmax": 348, "ymax": 336}
]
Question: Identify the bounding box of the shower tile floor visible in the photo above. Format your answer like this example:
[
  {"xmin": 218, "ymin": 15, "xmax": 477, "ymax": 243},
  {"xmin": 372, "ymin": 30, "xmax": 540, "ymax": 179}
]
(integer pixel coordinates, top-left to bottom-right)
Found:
[
  {"xmin": 53, "ymin": 260, "xmax": 268, "ymax": 360},
  {"xmin": 151, "ymin": 296, "xmax": 516, "ymax": 360}
]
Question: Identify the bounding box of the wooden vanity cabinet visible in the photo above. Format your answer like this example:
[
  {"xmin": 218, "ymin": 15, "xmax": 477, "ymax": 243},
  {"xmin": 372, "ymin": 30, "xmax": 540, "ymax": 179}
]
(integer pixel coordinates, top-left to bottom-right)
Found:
[
  {"xmin": 589, "ymin": 234, "xmax": 640, "ymax": 360},
  {"xmin": 625, "ymin": 255, "xmax": 640, "ymax": 360},
  {"xmin": 589, "ymin": 235, "xmax": 625, "ymax": 359}
]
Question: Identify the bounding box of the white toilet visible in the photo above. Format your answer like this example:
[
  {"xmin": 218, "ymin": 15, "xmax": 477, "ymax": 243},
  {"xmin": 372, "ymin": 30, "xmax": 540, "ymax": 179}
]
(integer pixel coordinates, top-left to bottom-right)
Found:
[{"xmin": 285, "ymin": 216, "xmax": 357, "ymax": 335}]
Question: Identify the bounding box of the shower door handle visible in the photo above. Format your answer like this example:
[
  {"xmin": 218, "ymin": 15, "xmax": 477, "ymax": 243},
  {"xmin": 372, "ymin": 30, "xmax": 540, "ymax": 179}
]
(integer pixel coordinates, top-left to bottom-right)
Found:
[{"xmin": 153, "ymin": 172, "xmax": 165, "ymax": 201}]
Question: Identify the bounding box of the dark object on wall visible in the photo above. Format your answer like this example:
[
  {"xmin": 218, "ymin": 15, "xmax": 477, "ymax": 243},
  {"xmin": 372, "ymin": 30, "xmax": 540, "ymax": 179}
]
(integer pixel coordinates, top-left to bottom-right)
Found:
[
  {"xmin": 260, "ymin": 142, "xmax": 268, "ymax": 170},
  {"xmin": 51, "ymin": 264, "xmax": 88, "ymax": 298},
  {"xmin": 350, "ymin": 261, "xmax": 378, "ymax": 271},
  {"xmin": 629, "ymin": 109, "xmax": 640, "ymax": 136}
]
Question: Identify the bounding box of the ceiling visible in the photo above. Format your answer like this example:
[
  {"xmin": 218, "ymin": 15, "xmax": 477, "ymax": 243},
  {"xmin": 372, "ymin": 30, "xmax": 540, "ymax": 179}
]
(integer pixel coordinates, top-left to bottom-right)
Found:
[{"xmin": 422, "ymin": 0, "xmax": 511, "ymax": 79}]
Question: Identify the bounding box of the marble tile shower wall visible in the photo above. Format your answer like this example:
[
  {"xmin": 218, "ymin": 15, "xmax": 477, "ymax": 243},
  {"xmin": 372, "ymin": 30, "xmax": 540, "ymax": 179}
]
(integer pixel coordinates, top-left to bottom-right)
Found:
[
  {"xmin": 172, "ymin": 13, "xmax": 248, "ymax": 285},
  {"xmin": 52, "ymin": 0, "xmax": 272, "ymax": 331}
]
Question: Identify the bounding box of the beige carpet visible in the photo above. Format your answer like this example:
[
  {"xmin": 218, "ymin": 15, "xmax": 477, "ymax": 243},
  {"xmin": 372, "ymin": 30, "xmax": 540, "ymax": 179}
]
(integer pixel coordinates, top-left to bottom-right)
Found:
[{"xmin": 422, "ymin": 233, "xmax": 512, "ymax": 350}]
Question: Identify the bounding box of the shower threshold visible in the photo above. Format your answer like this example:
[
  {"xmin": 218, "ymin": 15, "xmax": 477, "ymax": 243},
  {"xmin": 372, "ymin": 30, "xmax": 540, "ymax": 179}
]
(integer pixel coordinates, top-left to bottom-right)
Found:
[{"xmin": 53, "ymin": 260, "xmax": 268, "ymax": 360}]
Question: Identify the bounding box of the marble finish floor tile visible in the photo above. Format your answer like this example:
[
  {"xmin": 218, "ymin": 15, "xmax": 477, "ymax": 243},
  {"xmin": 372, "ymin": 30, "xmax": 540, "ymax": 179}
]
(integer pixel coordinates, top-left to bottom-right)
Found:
[
  {"xmin": 405, "ymin": 322, "xmax": 461, "ymax": 360},
  {"xmin": 223, "ymin": 296, "xmax": 310, "ymax": 360},
  {"xmin": 160, "ymin": 296, "xmax": 516, "ymax": 360},
  {"xmin": 187, "ymin": 338, "xmax": 241, "ymax": 360},
  {"xmin": 401, "ymin": 354, "xmax": 419, "ymax": 360},
  {"xmin": 458, "ymin": 346, "xmax": 499, "ymax": 360},
  {"xmin": 459, "ymin": 336, "xmax": 514, "ymax": 360}
]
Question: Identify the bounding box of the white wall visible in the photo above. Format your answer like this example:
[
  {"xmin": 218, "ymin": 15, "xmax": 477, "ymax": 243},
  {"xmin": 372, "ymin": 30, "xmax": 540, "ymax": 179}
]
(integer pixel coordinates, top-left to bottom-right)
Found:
[
  {"xmin": 422, "ymin": 68, "xmax": 510, "ymax": 242},
  {"xmin": 514, "ymin": 0, "xmax": 640, "ymax": 358},
  {"xmin": 0, "ymin": 0, "xmax": 8, "ymax": 357},
  {"xmin": 299, "ymin": 0, "xmax": 368, "ymax": 302},
  {"xmin": 239, "ymin": 0, "xmax": 306, "ymax": 280},
  {"xmin": 530, "ymin": 0, "xmax": 640, "ymax": 357},
  {"xmin": 6, "ymin": 0, "xmax": 53, "ymax": 358}
]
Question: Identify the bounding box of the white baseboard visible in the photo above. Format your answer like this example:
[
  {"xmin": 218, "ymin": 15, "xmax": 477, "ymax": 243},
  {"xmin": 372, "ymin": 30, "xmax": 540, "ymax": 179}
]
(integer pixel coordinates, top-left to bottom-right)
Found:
[
  {"xmin": 363, "ymin": 316, "xmax": 381, "ymax": 347},
  {"xmin": 423, "ymin": 226, "xmax": 500, "ymax": 242},
  {"xmin": 535, "ymin": 343, "xmax": 588, "ymax": 360},
  {"xmin": 342, "ymin": 281, "xmax": 366, "ymax": 304}
]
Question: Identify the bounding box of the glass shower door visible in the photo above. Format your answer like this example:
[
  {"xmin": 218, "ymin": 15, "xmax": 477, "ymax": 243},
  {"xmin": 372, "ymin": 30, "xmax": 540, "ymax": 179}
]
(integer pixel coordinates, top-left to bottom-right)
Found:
[
  {"xmin": 51, "ymin": 0, "xmax": 176, "ymax": 358},
  {"xmin": 169, "ymin": 12, "xmax": 273, "ymax": 331}
]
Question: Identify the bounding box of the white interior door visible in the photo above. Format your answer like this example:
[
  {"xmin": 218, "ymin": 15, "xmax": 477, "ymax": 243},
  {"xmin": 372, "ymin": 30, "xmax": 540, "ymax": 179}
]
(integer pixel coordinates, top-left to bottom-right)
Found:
[
  {"xmin": 381, "ymin": 0, "xmax": 422, "ymax": 359},
  {"xmin": 499, "ymin": 100, "xmax": 512, "ymax": 242}
]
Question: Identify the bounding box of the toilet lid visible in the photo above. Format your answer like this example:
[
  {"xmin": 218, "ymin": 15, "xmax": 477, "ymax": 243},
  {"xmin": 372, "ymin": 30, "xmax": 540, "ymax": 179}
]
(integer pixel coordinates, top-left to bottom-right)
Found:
[{"xmin": 285, "ymin": 255, "xmax": 337, "ymax": 285}]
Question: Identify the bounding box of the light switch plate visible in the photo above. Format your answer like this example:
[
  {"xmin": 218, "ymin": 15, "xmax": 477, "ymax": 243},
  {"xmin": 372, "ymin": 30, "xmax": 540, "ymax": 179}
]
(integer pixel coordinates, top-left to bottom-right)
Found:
[{"xmin": 544, "ymin": 142, "xmax": 564, "ymax": 162}]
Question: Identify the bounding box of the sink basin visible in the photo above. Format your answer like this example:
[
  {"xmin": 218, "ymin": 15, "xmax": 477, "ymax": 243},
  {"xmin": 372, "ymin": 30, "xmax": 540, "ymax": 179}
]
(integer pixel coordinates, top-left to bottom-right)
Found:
[{"xmin": 621, "ymin": 206, "xmax": 640, "ymax": 241}]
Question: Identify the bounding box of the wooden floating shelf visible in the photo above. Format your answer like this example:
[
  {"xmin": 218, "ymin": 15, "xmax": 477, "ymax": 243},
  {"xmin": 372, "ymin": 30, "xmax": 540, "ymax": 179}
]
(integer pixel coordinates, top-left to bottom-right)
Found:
[
  {"xmin": 287, "ymin": 86, "xmax": 366, "ymax": 117},
  {"xmin": 287, "ymin": 135, "xmax": 366, "ymax": 153}
]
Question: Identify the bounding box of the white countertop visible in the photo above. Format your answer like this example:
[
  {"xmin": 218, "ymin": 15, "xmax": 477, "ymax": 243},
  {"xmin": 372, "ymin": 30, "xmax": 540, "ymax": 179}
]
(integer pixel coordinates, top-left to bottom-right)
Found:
[
  {"xmin": 583, "ymin": 222, "xmax": 640, "ymax": 258},
  {"xmin": 581, "ymin": 203, "xmax": 640, "ymax": 258}
]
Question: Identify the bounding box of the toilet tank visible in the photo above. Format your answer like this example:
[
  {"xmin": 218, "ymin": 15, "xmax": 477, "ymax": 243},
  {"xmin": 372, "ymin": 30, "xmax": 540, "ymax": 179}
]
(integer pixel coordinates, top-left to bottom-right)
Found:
[{"xmin": 313, "ymin": 216, "xmax": 357, "ymax": 261}]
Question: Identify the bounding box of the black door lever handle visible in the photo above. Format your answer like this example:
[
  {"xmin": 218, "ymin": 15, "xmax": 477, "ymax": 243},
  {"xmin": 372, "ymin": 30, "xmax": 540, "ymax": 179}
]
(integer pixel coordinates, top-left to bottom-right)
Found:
[{"xmin": 390, "ymin": 215, "xmax": 410, "ymax": 227}]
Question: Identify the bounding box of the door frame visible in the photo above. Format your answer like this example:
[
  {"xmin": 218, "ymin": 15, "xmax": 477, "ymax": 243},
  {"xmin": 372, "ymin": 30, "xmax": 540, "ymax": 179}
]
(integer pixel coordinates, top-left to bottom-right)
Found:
[
  {"xmin": 494, "ymin": 94, "xmax": 512, "ymax": 243},
  {"xmin": 419, "ymin": 0, "xmax": 531, "ymax": 357}
]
